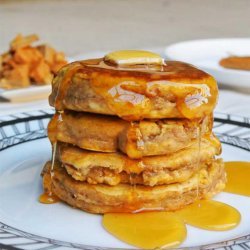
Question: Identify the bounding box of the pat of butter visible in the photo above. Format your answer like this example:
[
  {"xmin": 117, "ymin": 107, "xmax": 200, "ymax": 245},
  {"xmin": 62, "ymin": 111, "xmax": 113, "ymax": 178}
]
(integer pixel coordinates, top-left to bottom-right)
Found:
[{"xmin": 104, "ymin": 50, "xmax": 164, "ymax": 66}]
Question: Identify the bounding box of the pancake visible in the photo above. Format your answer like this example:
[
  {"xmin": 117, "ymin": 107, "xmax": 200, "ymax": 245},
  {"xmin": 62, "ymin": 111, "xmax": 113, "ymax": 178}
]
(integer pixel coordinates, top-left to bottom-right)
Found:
[
  {"xmin": 48, "ymin": 111, "xmax": 213, "ymax": 158},
  {"xmin": 49, "ymin": 59, "xmax": 218, "ymax": 120},
  {"xmin": 57, "ymin": 136, "xmax": 221, "ymax": 186},
  {"xmin": 64, "ymin": 161, "xmax": 216, "ymax": 187},
  {"xmin": 42, "ymin": 159, "xmax": 226, "ymax": 214}
]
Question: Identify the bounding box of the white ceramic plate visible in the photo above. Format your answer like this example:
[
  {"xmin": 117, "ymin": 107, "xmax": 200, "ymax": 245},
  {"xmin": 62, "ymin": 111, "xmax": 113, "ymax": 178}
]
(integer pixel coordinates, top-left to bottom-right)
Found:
[
  {"xmin": 0, "ymin": 110, "xmax": 250, "ymax": 250},
  {"xmin": 165, "ymin": 38, "xmax": 250, "ymax": 89},
  {"xmin": 0, "ymin": 85, "xmax": 51, "ymax": 103}
]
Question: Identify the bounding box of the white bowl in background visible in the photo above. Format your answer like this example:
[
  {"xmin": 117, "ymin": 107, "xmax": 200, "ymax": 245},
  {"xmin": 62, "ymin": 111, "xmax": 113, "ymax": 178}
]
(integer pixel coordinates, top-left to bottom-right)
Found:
[{"xmin": 165, "ymin": 38, "xmax": 250, "ymax": 89}]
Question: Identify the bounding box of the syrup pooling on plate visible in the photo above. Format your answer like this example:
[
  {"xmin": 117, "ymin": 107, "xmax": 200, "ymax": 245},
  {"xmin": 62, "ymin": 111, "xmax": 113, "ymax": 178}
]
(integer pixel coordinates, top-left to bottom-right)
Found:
[
  {"xmin": 39, "ymin": 192, "xmax": 59, "ymax": 204},
  {"xmin": 175, "ymin": 200, "xmax": 241, "ymax": 231},
  {"xmin": 102, "ymin": 159, "xmax": 244, "ymax": 249},
  {"xmin": 103, "ymin": 212, "xmax": 186, "ymax": 249},
  {"xmin": 224, "ymin": 161, "xmax": 250, "ymax": 196},
  {"xmin": 103, "ymin": 200, "xmax": 241, "ymax": 248}
]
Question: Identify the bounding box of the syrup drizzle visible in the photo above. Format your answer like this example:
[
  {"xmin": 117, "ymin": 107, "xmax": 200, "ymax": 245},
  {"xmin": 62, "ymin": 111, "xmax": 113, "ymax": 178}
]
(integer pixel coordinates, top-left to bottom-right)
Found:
[
  {"xmin": 39, "ymin": 142, "xmax": 59, "ymax": 204},
  {"xmin": 51, "ymin": 141, "xmax": 57, "ymax": 178},
  {"xmin": 54, "ymin": 63, "xmax": 83, "ymax": 110},
  {"xmin": 103, "ymin": 200, "xmax": 241, "ymax": 248},
  {"xmin": 51, "ymin": 59, "xmax": 218, "ymax": 120},
  {"xmin": 195, "ymin": 121, "xmax": 202, "ymax": 199}
]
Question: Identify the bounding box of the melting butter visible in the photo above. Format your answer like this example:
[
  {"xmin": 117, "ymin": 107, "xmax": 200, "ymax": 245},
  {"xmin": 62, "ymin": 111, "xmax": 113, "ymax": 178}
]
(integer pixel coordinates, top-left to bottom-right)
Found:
[{"xmin": 104, "ymin": 50, "xmax": 164, "ymax": 66}]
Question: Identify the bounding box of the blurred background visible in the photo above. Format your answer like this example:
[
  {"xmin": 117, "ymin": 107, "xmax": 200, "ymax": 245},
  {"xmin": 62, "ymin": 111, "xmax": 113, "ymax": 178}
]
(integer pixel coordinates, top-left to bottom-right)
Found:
[
  {"xmin": 0, "ymin": 0, "xmax": 250, "ymax": 115},
  {"xmin": 1, "ymin": 0, "xmax": 250, "ymax": 56}
]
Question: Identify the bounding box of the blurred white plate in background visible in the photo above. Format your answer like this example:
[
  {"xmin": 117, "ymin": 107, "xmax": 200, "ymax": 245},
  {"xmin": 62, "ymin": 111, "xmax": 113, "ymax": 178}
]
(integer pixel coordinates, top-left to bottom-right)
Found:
[
  {"xmin": 0, "ymin": 85, "xmax": 51, "ymax": 103},
  {"xmin": 165, "ymin": 38, "xmax": 250, "ymax": 89},
  {"xmin": 69, "ymin": 51, "xmax": 107, "ymax": 61}
]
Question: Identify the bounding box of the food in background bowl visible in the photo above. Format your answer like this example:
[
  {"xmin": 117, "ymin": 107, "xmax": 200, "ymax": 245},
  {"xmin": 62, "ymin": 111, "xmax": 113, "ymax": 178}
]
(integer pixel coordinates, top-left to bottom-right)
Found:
[
  {"xmin": 219, "ymin": 56, "xmax": 250, "ymax": 71},
  {"xmin": 0, "ymin": 34, "xmax": 68, "ymax": 89}
]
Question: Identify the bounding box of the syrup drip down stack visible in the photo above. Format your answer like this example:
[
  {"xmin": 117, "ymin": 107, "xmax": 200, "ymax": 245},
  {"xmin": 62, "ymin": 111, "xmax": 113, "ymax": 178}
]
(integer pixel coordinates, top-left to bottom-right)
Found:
[{"xmin": 42, "ymin": 50, "xmax": 226, "ymax": 214}]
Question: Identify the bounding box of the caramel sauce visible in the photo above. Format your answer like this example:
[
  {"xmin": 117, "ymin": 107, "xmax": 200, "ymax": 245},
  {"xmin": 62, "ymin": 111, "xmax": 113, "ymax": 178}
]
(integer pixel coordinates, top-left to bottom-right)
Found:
[
  {"xmin": 103, "ymin": 212, "xmax": 186, "ymax": 249},
  {"xmin": 175, "ymin": 200, "xmax": 241, "ymax": 231},
  {"xmin": 224, "ymin": 161, "xmax": 250, "ymax": 196},
  {"xmin": 39, "ymin": 192, "xmax": 60, "ymax": 204}
]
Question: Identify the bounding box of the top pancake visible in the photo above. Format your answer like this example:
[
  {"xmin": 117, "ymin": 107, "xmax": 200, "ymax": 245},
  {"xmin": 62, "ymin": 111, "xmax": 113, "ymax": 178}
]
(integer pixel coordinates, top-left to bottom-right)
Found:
[{"xmin": 49, "ymin": 58, "xmax": 218, "ymax": 120}]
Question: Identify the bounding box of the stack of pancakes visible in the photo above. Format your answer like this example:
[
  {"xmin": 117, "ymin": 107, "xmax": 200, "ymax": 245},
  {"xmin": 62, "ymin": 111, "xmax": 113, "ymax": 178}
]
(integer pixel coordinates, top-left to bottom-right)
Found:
[{"xmin": 42, "ymin": 51, "xmax": 226, "ymax": 214}]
